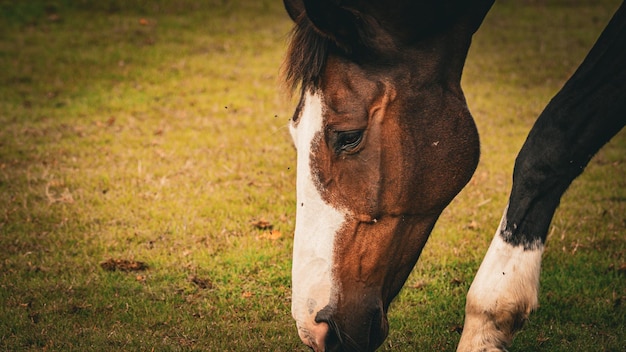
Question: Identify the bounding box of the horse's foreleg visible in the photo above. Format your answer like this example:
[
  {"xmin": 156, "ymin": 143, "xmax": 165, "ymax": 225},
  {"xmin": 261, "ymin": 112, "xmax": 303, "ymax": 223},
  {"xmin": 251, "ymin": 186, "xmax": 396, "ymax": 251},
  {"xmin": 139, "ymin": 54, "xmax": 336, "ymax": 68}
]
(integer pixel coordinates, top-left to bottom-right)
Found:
[
  {"xmin": 457, "ymin": 207, "xmax": 543, "ymax": 352},
  {"xmin": 459, "ymin": 3, "xmax": 626, "ymax": 350}
]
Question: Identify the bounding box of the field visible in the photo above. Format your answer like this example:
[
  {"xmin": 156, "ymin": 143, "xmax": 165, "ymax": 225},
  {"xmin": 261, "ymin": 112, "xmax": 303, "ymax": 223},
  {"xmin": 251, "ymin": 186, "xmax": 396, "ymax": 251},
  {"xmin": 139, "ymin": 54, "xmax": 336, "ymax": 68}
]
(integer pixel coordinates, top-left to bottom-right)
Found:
[{"xmin": 1, "ymin": 1, "xmax": 624, "ymax": 351}]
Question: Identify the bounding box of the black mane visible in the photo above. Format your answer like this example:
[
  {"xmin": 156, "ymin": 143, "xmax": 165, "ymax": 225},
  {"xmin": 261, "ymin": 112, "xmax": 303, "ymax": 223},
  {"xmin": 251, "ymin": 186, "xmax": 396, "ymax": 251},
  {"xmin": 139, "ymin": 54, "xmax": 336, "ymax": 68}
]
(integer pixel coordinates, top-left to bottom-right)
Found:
[
  {"xmin": 283, "ymin": 10, "xmax": 401, "ymax": 94},
  {"xmin": 283, "ymin": 16, "xmax": 332, "ymax": 94}
]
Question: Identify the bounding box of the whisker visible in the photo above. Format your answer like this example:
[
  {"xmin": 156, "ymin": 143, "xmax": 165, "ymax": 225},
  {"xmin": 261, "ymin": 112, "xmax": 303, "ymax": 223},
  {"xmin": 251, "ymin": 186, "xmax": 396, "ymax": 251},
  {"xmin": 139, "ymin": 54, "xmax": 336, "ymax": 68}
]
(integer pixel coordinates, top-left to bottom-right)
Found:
[
  {"xmin": 343, "ymin": 335, "xmax": 362, "ymax": 352},
  {"xmin": 326, "ymin": 317, "xmax": 363, "ymax": 352},
  {"xmin": 326, "ymin": 318, "xmax": 344, "ymax": 345}
]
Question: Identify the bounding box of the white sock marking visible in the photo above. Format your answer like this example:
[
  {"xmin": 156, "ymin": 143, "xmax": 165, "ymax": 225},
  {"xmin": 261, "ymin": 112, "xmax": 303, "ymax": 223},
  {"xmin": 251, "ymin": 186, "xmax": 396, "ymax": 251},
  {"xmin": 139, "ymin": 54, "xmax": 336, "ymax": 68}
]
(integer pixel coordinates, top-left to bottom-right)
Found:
[
  {"xmin": 459, "ymin": 206, "xmax": 544, "ymax": 351},
  {"xmin": 468, "ymin": 208, "xmax": 543, "ymax": 308}
]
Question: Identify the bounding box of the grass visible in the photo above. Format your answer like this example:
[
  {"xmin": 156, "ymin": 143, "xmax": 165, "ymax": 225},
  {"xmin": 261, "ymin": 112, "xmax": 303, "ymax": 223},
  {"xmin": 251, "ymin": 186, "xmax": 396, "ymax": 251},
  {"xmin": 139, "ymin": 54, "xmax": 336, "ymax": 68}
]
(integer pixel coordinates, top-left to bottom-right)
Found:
[{"xmin": 0, "ymin": 0, "xmax": 624, "ymax": 351}]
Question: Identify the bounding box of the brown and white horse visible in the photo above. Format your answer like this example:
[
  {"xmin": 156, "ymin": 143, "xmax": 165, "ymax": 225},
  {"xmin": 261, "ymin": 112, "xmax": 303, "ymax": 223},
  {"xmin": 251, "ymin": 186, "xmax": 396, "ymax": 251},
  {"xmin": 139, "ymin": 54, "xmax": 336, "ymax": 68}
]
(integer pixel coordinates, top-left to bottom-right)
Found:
[{"xmin": 282, "ymin": 1, "xmax": 626, "ymax": 351}]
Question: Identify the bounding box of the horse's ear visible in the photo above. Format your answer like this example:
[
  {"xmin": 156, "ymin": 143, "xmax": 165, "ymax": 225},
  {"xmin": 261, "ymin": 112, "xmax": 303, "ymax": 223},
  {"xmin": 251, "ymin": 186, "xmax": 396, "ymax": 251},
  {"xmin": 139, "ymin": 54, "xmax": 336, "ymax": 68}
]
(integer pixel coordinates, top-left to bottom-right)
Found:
[
  {"xmin": 301, "ymin": 0, "xmax": 370, "ymax": 54},
  {"xmin": 283, "ymin": 0, "xmax": 304, "ymax": 22}
]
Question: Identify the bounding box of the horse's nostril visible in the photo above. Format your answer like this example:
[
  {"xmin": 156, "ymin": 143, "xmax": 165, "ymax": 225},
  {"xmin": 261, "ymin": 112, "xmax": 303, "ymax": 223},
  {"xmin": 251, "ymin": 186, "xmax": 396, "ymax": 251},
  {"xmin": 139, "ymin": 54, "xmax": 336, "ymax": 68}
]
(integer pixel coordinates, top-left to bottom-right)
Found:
[
  {"xmin": 314, "ymin": 305, "xmax": 334, "ymax": 324},
  {"xmin": 311, "ymin": 309, "xmax": 345, "ymax": 351}
]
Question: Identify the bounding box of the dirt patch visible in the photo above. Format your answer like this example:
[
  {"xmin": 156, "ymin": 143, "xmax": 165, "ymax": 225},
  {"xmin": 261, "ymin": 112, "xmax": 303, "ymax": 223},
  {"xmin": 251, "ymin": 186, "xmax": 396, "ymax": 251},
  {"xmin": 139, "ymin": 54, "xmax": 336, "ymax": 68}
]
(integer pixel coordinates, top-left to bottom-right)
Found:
[
  {"xmin": 100, "ymin": 258, "xmax": 148, "ymax": 272},
  {"xmin": 190, "ymin": 275, "xmax": 213, "ymax": 289}
]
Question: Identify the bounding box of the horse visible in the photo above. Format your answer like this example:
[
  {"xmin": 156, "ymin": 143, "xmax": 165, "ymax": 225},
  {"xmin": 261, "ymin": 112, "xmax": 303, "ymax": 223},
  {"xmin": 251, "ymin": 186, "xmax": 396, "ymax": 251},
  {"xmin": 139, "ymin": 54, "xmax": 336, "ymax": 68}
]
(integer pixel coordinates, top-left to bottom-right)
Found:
[{"xmin": 281, "ymin": 1, "xmax": 626, "ymax": 351}]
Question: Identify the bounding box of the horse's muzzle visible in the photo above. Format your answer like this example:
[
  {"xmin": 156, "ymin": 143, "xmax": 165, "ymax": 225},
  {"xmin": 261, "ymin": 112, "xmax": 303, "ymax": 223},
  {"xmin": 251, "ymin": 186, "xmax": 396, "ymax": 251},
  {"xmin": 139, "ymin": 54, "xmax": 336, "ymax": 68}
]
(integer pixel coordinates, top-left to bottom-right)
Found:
[{"xmin": 312, "ymin": 302, "xmax": 389, "ymax": 352}]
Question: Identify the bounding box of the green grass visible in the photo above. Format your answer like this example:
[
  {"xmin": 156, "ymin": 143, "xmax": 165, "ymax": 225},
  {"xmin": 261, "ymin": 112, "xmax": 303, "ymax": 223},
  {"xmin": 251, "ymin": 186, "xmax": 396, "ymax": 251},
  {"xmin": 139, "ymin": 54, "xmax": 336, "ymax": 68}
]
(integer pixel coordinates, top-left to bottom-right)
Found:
[{"xmin": 1, "ymin": 1, "xmax": 624, "ymax": 351}]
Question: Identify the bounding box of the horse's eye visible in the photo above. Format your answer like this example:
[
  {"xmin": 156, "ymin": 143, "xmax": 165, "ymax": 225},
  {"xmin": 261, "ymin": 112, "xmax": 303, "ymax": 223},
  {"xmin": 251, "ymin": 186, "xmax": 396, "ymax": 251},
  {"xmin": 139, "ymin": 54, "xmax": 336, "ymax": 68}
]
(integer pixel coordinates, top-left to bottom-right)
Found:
[{"xmin": 335, "ymin": 130, "xmax": 364, "ymax": 153}]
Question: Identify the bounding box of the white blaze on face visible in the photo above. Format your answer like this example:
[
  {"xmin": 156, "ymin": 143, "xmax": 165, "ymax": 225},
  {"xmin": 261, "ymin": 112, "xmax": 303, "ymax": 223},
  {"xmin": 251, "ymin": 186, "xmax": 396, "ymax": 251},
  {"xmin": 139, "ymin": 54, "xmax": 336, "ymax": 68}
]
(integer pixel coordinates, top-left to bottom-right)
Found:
[{"xmin": 290, "ymin": 90, "xmax": 346, "ymax": 350}]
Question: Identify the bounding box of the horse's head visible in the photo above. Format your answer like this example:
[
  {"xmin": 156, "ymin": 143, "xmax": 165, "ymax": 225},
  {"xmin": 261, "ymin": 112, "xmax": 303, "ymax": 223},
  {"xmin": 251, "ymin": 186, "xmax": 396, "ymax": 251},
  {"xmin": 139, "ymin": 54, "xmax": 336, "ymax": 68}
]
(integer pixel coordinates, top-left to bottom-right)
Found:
[{"xmin": 283, "ymin": 1, "xmax": 492, "ymax": 350}]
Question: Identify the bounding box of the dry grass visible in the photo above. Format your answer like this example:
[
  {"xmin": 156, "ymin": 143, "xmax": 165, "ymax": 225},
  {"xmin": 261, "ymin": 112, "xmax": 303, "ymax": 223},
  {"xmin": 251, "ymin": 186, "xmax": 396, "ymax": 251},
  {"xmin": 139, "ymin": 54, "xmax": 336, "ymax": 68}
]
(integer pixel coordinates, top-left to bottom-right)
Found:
[{"xmin": 1, "ymin": 1, "xmax": 624, "ymax": 351}]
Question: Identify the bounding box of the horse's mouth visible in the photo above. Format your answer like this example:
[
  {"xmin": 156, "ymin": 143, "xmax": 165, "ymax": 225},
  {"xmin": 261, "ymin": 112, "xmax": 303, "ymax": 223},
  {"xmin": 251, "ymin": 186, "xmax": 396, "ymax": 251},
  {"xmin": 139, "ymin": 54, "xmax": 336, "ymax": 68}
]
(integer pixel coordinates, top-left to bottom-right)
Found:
[
  {"xmin": 296, "ymin": 321, "xmax": 329, "ymax": 352},
  {"xmin": 315, "ymin": 307, "xmax": 389, "ymax": 352}
]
